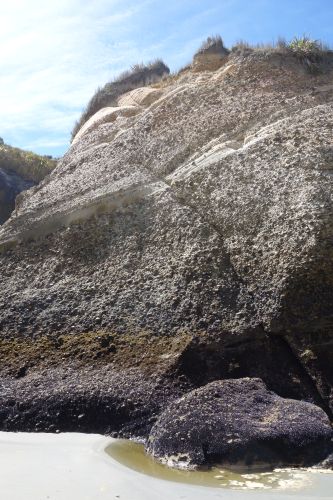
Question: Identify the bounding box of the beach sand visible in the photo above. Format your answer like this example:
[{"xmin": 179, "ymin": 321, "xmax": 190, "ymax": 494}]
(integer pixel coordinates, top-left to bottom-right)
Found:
[{"xmin": 0, "ymin": 432, "xmax": 331, "ymax": 500}]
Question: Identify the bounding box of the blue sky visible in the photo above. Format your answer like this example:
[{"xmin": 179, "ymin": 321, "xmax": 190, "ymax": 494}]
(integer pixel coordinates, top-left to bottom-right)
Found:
[{"xmin": 1, "ymin": 0, "xmax": 332, "ymax": 157}]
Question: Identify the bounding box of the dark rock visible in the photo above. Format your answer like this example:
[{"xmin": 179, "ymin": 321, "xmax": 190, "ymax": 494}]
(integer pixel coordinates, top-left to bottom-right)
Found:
[
  {"xmin": 15, "ymin": 366, "xmax": 27, "ymax": 379},
  {"xmin": 0, "ymin": 168, "xmax": 35, "ymax": 224},
  {"xmin": 146, "ymin": 378, "xmax": 333, "ymax": 469},
  {"xmin": 172, "ymin": 331, "xmax": 328, "ymax": 412},
  {"xmin": 0, "ymin": 366, "xmax": 173, "ymax": 438}
]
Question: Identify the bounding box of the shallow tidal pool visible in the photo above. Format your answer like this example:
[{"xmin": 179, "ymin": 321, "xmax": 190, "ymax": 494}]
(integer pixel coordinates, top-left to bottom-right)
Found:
[
  {"xmin": 106, "ymin": 439, "xmax": 333, "ymax": 495},
  {"xmin": 0, "ymin": 432, "xmax": 332, "ymax": 499}
]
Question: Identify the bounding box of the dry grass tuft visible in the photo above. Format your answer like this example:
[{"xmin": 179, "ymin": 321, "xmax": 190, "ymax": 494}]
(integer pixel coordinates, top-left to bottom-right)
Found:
[
  {"xmin": 71, "ymin": 34, "xmax": 333, "ymax": 142},
  {"xmin": 194, "ymin": 35, "xmax": 228, "ymax": 56},
  {"xmin": 231, "ymin": 35, "xmax": 332, "ymax": 72},
  {"xmin": 71, "ymin": 60, "xmax": 169, "ymax": 141}
]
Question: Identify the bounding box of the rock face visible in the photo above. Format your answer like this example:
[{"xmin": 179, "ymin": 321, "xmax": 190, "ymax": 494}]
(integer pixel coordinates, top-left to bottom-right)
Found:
[
  {"xmin": 117, "ymin": 87, "xmax": 163, "ymax": 108},
  {"xmin": 71, "ymin": 61, "xmax": 170, "ymax": 140},
  {"xmin": 147, "ymin": 378, "xmax": 333, "ymax": 469},
  {"xmin": 73, "ymin": 88, "xmax": 164, "ymax": 143},
  {"xmin": 0, "ymin": 49, "xmax": 332, "ymax": 442},
  {"xmin": 72, "ymin": 105, "xmax": 139, "ymax": 143},
  {"xmin": 0, "ymin": 168, "xmax": 35, "ymax": 224}
]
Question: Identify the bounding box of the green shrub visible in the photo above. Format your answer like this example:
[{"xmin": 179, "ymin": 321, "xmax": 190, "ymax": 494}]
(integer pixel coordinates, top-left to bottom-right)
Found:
[
  {"xmin": 232, "ymin": 36, "xmax": 330, "ymax": 54},
  {"xmin": 287, "ymin": 36, "xmax": 324, "ymax": 56},
  {"xmin": 71, "ymin": 59, "xmax": 169, "ymax": 141},
  {"xmin": 285, "ymin": 36, "xmax": 331, "ymax": 73}
]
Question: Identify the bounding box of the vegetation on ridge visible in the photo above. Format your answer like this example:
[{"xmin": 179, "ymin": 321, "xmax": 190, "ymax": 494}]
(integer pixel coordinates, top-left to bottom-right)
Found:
[
  {"xmin": 72, "ymin": 34, "xmax": 332, "ymax": 141},
  {"xmin": 288, "ymin": 36, "xmax": 329, "ymax": 58},
  {"xmin": 194, "ymin": 35, "xmax": 229, "ymax": 56},
  {"xmin": 231, "ymin": 35, "xmax": 331, "ymax": 60},
  {"xmin": 0, "ymin": 138, "xmax": 56, "ymax": 183},
  {"xmin": 71, "ymin": 59, "xmax": 170, "ymax": 141}
]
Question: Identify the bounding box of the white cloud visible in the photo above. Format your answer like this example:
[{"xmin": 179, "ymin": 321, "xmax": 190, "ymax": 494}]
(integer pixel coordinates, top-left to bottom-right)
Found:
[
  {"xmin": 0, "ymin": 0, "xmax": 151, "ymax": 154},
  {"xmin": 6, "ymin": 0, "xmax": 313, "ymax": 155}
]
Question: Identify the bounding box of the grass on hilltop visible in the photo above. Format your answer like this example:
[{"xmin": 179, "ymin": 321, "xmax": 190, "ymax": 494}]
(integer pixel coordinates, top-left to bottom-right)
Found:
[
  {"xmin": 71, "ymin": 35, "xmax": 332, "ymax": 141},
  {"xmin": 194, "ymin": 35, "xmax": 229, "ymax": 56},
  {"xmin": 0, "ymin": 138, "xmax": 56, "ymax": 183},
  {"xmin": 287, "ymin": 36, "xmax": 330, "ymax": 58},
  {"xmin": 71, "ymin": 60, "xmax": 170, "ymax": 141},
  {"xmin": 230, "ymin": 35, "xmax": 332, "ymax": 74},
  {"xmin": 232, "ymin": 35, "xmax": 331, "ymax": 59}
]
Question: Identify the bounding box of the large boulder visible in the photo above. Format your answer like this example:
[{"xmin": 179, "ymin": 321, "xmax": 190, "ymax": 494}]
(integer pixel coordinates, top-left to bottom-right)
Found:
[
  {"xmin": 146, "ymin": 378, "xmax": 333, "ymax": 469},
  {"xmin": 1, "ymin": 52, "xmax": 333, "ymax": 344}
]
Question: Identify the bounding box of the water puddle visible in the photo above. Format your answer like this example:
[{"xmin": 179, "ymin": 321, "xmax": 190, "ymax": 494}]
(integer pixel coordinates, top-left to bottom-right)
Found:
[{"xmin": 106, "ymin": 439, "xmax": 333, "ymax": 494}]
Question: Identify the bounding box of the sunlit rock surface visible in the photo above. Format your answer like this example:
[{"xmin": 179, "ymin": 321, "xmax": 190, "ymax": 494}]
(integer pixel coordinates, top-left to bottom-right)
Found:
[{"xmin": 0, "ymin": 49, "xmax": 333, "ymax": 439}]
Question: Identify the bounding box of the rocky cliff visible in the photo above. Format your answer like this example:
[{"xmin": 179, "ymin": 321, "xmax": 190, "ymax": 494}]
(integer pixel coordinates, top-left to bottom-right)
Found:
[{"xmin": 0, "ymin": 45, "xmax": 332, "ymax": 443}]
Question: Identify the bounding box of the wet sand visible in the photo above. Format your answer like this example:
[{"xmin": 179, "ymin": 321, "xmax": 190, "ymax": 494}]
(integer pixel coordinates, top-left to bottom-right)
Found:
[{"xmin": 0, "ymin": 432, "xmax": 332, "ymax": 499}]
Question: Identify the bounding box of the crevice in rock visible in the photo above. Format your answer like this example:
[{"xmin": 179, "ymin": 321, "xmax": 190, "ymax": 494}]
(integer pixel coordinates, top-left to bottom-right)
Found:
[
  {"xmin": 161, "ymin": 176, "xmax": 255, "ymax": 308},
  {"xmin": 283, "ymin": 333, "xmax": 333, "ymax": 417},
  {"xmin": 168, "ymin": 329, "xmax": 329, "ymax": 415}
]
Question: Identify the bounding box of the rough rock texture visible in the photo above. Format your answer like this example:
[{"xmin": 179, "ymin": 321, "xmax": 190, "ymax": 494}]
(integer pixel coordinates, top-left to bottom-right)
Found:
[
  {"xmin": 0, "ymin": 168, "xmax": 35, "ymax": 224},
  {"xmin": 118, "ymin": 87, "xmax": 163, "ymax": 108},
  {"xmin": 73, "ymin": 88, "xmax": 164, "ymax": 144},
  {"xmin": 72, "ymin": 105, "xmax": 139, "ymax": 143},
  {"xmin": 0, "ymin": 50, "xmax": 333, "ymax": 440},
  {"xmin": 192, "ymin": 52, "xmax": 228, "ymax": 72},
  {"xmin": 147, "ymin": 378, "xmax": 333, "ymax": 468},
  {"xmin": 0, "ymin": 331, "xmax": 194, "ymax": 437},
  {"xmin": 71, "ymin": 61, "xmax": 170, "ymax": 141},
  {"xmin": 0, "ymin": 366, "xmax": 180, "ymax": 438}
]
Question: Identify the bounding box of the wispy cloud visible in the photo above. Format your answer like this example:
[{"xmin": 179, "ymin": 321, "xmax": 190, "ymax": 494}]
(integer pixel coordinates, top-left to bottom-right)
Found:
[
  {"xmin": 1, "ymin": 0, "xmax": 332, "ymax": 156},
  {"xmin": 0, "ymin": 0, "xmax": 153, "ymax": 155}
]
